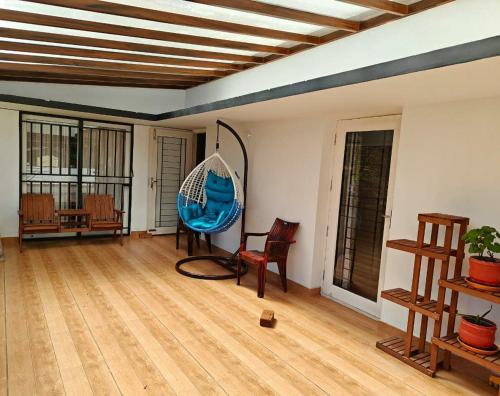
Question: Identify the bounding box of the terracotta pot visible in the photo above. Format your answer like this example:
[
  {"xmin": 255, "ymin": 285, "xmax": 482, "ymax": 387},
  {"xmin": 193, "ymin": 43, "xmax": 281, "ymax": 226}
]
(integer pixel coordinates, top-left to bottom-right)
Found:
[
  {"xmin": 459, "ymin": 316, "xmax": 497, "ymax": 349},
  {"xmin": 469, "ymin": 256, "xmax": 500, "ymax": 286}
]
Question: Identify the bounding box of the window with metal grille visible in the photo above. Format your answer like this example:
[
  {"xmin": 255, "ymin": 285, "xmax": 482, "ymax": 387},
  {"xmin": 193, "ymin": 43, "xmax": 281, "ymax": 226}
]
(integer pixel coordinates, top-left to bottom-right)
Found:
[{"xmin": 20, "ymin": 112, "xmax": 134, "ymax": 234}]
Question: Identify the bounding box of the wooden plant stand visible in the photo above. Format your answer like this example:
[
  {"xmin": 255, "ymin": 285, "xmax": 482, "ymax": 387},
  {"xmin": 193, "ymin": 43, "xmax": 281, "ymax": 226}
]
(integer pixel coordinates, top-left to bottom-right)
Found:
[
  {"xmin": 376, "ymin": 213, "xmax": 469, "ymax": 376},
  {"xmin": 431, "ymin": 278, "xmax": 500, "ymax": 375}
]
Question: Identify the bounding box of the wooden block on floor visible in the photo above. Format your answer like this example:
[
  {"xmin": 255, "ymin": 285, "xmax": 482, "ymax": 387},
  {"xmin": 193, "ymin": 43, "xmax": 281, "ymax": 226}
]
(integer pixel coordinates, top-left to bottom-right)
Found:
[
  {"xmin": 130, "ymin": 231, "xmax": 153, "ymax": 239},
  {"xmin": 260, "ymin": 310, "xmax": 274, "ymax": 327}
]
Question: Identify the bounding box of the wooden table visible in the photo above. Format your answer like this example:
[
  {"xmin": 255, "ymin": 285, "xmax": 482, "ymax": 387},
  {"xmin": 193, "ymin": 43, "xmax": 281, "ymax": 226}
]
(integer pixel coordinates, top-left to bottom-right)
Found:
[{"xmin": 57, "ymin": 209, "xmax": 91, "ymax": 233}]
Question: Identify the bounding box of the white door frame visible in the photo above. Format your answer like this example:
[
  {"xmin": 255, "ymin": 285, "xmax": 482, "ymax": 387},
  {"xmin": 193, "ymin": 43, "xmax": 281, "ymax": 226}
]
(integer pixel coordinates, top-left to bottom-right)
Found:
[
  {"xmin": 148, "ymin": 127, "xmax": 193, "ymax": 235},
  {"xmin": 321, "ymin": 115, "xmax": 401, "ymax": 318}
]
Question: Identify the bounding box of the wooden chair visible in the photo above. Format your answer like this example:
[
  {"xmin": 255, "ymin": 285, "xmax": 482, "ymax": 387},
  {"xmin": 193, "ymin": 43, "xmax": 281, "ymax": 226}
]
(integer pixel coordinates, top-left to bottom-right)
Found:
[
  {"xmin": 18, "ymin": 193, "xmax": 59, "ymax": 252},
  {"xmin": 84, "ymin": 194, "xmax": 124, "ymax": 245},
  {"xmin": 238, "ymin": 218, "xmax": 299, "ymax": 298}
]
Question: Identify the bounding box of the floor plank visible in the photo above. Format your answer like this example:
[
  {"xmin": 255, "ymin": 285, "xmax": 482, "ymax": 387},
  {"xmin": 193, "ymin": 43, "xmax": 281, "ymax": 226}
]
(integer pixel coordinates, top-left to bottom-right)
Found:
[{"xmin": 1, "ymin": 236, "xmax": 495, "ymax": 395}]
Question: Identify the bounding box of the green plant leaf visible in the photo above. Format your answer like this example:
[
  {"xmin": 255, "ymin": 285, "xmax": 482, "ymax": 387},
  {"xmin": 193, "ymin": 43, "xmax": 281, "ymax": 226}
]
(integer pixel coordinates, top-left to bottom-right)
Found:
[
  {"xmin": 490, "ymin": 243, "xmax": 500, "ymax": 253},
  {"xmin": 463, "ymin": 226, "xmax": 500, "ymax": 259}
]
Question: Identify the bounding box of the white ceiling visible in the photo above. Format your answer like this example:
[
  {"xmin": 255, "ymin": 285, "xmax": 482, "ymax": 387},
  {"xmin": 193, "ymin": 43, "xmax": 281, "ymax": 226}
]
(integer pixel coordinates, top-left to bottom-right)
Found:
[{"xmin": 157, "ymin": 55, "xmax": 500, "ymax": 128}]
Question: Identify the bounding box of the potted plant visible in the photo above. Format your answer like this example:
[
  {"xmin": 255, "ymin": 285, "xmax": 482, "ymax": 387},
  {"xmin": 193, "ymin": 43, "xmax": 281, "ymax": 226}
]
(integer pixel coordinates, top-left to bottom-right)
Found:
[
  {"xmin": 462, "ymin": 226, "xmax": 500, "ymax": 285},
  {"xmin": 458, "ymin": 306, "xmax": 497, "ymax": 349}
]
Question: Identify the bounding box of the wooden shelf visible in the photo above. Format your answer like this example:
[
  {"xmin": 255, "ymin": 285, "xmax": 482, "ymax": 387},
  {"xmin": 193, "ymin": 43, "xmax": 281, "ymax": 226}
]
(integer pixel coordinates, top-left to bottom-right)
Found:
[
  {"xmin": 386, "ymin": 239, "xmax": 457, "ymax": 261},
  {"xmin": 432, "ymin": 334, "xmax": 500, "ymax": 374},
  {"xmin": 376, "ymin": 336, "xmax": 436, "ymax": 376},
  {"xmin": 440, "ymin": 277, "xmax": 500, "ymax": 305},
  {"xmin": 381, "ymin": 288, "xmax": 449, "ymax": 320},
  {"xmin": 377, "ymin": 212, "xmax": 469, "ymax": 377},
  {"xmin": 418, "ymin": 213, "xmax": 469, "ymax": 226}
]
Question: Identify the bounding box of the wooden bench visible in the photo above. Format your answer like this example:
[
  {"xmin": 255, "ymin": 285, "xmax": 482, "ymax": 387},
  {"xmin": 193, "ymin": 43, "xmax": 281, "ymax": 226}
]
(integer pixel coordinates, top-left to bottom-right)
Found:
[{"xmin": 18, "ymin": 193, "xmax": 125, "ymax": 251}]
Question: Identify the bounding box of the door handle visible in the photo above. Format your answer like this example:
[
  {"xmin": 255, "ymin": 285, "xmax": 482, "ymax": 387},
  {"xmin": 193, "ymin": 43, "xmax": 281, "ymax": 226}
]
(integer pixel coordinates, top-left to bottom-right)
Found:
[
  {"xmin": 150, "ymin": 177, "xmax": 157, "ymax": 189},
  {"xmin": 381, "ymin": 212, "xmax": 392, "ymax": 228}
]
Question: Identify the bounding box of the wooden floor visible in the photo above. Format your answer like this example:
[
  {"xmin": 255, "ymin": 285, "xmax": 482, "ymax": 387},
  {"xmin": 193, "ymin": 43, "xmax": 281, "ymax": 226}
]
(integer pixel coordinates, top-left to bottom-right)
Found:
[{"xmin": 0, "ymin": 236, "xmax": 495, "ymax": 395}]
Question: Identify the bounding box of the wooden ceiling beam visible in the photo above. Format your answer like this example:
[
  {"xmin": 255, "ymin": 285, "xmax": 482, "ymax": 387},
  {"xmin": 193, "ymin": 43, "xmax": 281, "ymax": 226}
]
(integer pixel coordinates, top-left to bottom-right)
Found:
[
  {"xmin": 22, "ymin": 0, "xmax": 320, "ymax": 44},
  {"xmin": 265, "ymin": 0, "xmax": 452, "ymax": 63},
  {"xmin": 409, "ymin": 0, "xmax": 455, "ymax": 13},
  {"xmin": 0, "ymin": 47, "xmax": 232, "ymax": 77},
  {"xmin": 4, "ymin": 0, "xmax": 451, "ymax": 90},
  {"xmin": 0, "ymin": 62, "xmax": 208, "ymax": 84},
  {"xmin": 0, "ymin": 75, "xmax": 193, "ymax": 89},
  {"xmin": 0, "ymin": 27, "xmax": 262, "ymax": 64},
  {"xmin": 0, "ymin": 9, "xmax": 289, "ymax": 55},
  {"xmin": 0, "ymin": 53, "xmax": 221, "ymax": 81},
  {"xmin": 186, "ymin": 0, "xmax": 359, "ymax": 32},
  {"xmin": 359, "ymin": 13, "xmax": 400, "ymax": 30},
  {"xmin": 0, "ymin": 38, "xmax": 244, "ymax": 71},
  {"xmin": 336, "ymin": 1, "xmax": 409, "ymax": 16},
  {"xmin": 0, "ymin": 70, "xmax": 200, "ymax": 87}
]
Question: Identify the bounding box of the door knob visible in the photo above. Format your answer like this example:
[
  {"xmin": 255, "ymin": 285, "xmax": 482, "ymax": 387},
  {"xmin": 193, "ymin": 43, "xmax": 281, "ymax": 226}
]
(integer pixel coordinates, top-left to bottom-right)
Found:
[{"xmin": 150, "ymin": 177, "xmax": 157, "ymax": 189}]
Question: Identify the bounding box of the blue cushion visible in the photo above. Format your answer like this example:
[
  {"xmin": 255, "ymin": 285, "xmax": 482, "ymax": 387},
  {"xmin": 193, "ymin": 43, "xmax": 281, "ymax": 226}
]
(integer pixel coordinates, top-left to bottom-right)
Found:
[
  {"xmin": 206, "ymin": 200, "xmax": 222, "ymax": 216},
  {"xmin": 181, "ymin": 203, "xmax": 203, "ymax": 221},
  {"xmin": 181, "ymin": 171, "xmax": 236, "ymax": 231},
  {"xmin": 206, "ymin": 171, "xmax": 233, "ymax": 194},
  {"xmin": 206, "ymin": 188, "xmax": 233, "ymax": 202},
  {"xmin": 181, "ymin": 206, "xmax": 191, "ymax": 221},
  {"xmin": 204, "ymin": 172, "xmax": 234, "ymax": 218},
  {"xmin": 192, "ymin": 203, "xmax": 203, "ymax": 218},
  {"xmin": 188, "ymin": 211, "xmax": 226, "ymax": 229}
]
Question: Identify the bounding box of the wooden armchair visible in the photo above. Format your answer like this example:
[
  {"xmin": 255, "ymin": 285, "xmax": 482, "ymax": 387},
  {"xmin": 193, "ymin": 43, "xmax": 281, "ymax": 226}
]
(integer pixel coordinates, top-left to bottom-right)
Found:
[
  {"xmin": 238, "ymin": 218, "xmax": 299, "ymax": 298},
  {"xmin": 84, "ymin": 194, "xmax": 124, "ymax": 245},
  {"xmin": 18, "ymin": 193, "xmax": 59, "ymax": 251}
]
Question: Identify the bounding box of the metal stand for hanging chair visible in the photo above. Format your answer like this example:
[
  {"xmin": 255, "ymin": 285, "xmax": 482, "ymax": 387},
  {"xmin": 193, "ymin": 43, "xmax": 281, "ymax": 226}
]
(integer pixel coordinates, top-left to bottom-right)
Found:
[{"xmin": 176, "ymin": 120, "xmax": 249, "ymax": 280}]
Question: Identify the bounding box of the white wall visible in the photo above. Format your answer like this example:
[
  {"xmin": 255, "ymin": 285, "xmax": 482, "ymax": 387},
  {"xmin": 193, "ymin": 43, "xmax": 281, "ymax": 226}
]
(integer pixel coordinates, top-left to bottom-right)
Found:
[
  {"xmin": 199, "ymin": 96, "xmax": 500, "ymax": 336},
  {"xmin": 186, "ymin": 0, "xmax": 500, "ymax": 107},
  {"xmin": 130, "ymin": 125, "xmax": 150, "ymax": 232},
  {"xmin": 203, "ymin": 117, "xmax": 332, "ymax": 287},
  {"xmin": 0, "ymin": 109, "xmax": 20, "ymax": 238},
  {"xmin": 381, "ymin": 97, "xmax": 500, "ymax": 334},
  {"xmin": 244, "ymin": 117, "xmax": 331, "ymax": 287},
  {"xmin": 0, "ymin": 82, "xmax": 186, "ymax": 114}
]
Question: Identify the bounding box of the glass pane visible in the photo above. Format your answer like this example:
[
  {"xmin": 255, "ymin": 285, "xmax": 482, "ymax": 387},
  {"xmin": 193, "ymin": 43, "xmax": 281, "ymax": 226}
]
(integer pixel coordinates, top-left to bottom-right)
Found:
[
  {"xmin": 155, "ymin": 136, "xmax": 188, "ymax": 228},
  {"xmin": 333, "ymin": 130, "xmax": 394, "ymax": 302}
]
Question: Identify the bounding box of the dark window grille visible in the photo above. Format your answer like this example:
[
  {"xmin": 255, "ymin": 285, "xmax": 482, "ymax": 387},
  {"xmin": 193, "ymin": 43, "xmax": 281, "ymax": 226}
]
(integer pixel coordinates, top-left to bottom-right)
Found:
[
  {"xmin": 333, "ymin": 130, "xmax": 393, "ymax": 302},
  {"xmin": 20, "ymin": 112, "xmax": 134, "ymax": 234}
]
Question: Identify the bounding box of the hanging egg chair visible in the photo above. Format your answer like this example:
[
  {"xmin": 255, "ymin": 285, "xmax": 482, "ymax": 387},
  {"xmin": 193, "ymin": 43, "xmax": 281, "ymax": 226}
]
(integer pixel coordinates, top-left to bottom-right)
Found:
[
  {"xmin": 177, "ymin": 152, "xmax": 244, "ymax": 234},
  {"xmin": 175, "ymin": 120, "xmax": 249, "ymax": 281}
]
